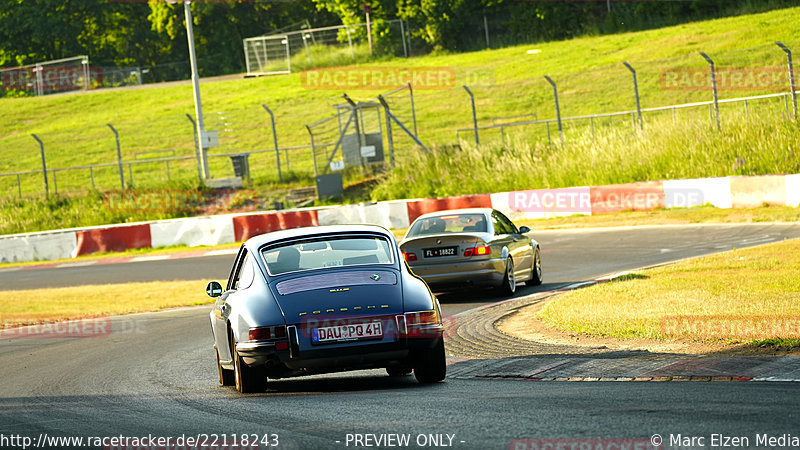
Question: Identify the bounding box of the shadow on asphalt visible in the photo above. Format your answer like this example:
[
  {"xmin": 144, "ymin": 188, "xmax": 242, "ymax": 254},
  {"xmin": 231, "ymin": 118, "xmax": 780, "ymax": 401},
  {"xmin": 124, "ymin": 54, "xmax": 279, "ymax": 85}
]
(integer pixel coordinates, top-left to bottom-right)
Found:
[{"xmin": 434, "ymin": 282, "xmax": 572, "ymax": 304}]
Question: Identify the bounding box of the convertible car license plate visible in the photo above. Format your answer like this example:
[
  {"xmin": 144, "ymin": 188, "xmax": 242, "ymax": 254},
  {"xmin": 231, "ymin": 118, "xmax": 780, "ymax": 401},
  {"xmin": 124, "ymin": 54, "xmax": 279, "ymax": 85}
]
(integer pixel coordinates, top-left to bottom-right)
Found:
[
  {"xmin": 312, "ymin": 322, "xmax": 383, "ymax": 343},
  {"xmin": 423, "ymin": 246, "xmax": 458, "ymax": 258}
]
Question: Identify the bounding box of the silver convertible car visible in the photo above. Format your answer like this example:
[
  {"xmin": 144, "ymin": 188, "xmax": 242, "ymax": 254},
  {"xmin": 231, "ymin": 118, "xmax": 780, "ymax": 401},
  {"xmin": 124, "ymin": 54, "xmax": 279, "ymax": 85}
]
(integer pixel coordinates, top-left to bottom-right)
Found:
[
  {"xmin": 206, "ymin": 225, "xmax": 446, "ymax": 393},
  {"xmin": 399, "ymin": 208, "xmax": 541, "ymax": 296}
]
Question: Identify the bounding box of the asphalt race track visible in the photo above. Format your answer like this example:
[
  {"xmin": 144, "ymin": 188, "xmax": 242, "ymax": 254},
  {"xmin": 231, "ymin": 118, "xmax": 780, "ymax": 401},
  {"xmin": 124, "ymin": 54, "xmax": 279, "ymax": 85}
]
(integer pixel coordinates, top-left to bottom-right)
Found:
[{"xmin": 2, "ymin": 223, "xmax": 800, "ymax": 449}]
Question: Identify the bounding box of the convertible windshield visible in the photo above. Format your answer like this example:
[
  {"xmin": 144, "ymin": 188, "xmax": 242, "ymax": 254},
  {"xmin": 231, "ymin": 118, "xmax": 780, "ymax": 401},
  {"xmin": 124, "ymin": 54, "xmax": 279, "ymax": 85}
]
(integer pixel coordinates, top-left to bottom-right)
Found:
[
  {"xmin": 407, "ymin": 213, "xmax": 487, "ymax": 237},
  {"xmin": 261, "ymin": 235, "xmax": 394, "ymax": 275}
]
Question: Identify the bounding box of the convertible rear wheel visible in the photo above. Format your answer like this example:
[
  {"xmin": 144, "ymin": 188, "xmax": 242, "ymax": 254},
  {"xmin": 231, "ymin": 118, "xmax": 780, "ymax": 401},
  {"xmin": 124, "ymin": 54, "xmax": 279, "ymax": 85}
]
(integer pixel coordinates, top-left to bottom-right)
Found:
[
  {"xmin": 497, "ymin": 258, "xmax": 516, "ymax": 296},
  {"xmin": 216, "ymin": 349, "xmax": 234, "ymax": 386},
  {"xmin": 526, "ymin": 247, "xmax": 543, "ymax": 286},
  {"xmin": 231, "ymin": 335, "xmax": 266, "ymax": 393},
  {"xmin": 413, "ymin": 337, "xmax": 446, "ymax": 384}
]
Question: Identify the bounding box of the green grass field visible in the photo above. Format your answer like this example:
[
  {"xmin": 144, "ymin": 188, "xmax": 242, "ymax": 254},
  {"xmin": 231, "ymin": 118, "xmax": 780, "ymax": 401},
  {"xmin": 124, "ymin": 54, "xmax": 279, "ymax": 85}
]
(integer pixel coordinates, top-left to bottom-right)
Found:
[
  {"xmin": 536, "ymin": 239, "xmax": 800, "ymax": 347},
  {"xmin": 1, "ymin": 6, "xmax": 800, "ymax": 231}
]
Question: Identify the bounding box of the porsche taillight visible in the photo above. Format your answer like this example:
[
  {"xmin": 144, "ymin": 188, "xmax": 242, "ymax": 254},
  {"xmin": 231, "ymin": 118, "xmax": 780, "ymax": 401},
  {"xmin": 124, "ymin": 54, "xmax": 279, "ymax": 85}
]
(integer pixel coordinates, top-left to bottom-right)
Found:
[
  {"xmin": 405, "ymin": 310, "xmax": 441, "ymax": 327},
  {"xmin": 248, "ymin": 325, "xmax": 287, "ymax": 341}
]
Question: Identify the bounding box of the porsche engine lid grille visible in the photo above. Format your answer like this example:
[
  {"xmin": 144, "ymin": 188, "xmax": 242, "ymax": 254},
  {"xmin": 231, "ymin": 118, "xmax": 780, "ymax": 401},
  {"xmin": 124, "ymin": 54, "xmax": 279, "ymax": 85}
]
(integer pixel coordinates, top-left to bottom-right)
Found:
[{"xmin": 275, "ymin": 270, "xmax": 397, "ymax": 295}]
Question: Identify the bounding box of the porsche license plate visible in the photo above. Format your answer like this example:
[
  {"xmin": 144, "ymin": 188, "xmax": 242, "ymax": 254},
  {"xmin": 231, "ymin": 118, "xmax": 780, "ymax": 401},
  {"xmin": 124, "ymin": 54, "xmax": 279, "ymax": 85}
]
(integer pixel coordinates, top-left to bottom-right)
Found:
[
  {"xmin": 423, "ymin": 246, "xmax": 458, "ymax": 258},
  {"xmin": 312, "ymin": 322, "xmax": 383, "ymax": 343}
]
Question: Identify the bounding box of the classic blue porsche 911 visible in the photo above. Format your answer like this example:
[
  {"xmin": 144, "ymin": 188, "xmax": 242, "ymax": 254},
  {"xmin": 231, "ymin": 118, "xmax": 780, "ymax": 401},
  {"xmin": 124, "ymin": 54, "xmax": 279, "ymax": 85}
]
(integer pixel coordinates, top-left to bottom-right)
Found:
[{"xmin": 206, "ymin": 225, "xmax": 447, "ymax": 393}]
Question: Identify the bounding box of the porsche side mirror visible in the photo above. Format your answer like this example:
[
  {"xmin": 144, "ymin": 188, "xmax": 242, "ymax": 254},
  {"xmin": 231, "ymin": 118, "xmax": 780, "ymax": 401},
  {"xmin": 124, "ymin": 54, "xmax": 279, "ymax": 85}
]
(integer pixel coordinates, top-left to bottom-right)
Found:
[
  {"xmin": 519, "ymin": 226, "xmax": 531, "ymax": 234},
  {"xmin": 206, "ymin": 281, "xmax": 223, "ymax": 298}
]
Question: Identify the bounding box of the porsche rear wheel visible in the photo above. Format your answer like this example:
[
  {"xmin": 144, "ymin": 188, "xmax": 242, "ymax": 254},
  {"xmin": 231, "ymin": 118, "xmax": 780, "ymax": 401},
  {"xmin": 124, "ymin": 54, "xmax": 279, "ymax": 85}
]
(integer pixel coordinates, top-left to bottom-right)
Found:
[
  {"xmin": 216, "ymin": 349, "xmax": 235, "ymax": 386},
  {"xmin": 497, "ymin": 258, "xmax": 516, "ymax": 296},
  {"xmin": 231, "ymin": 335, "xmax": 266, "ymax": 393},
  {"xmin": 386, "ymin": 366, "xmax": 413, "ymax": 377},
  {"xmin": 413, "ymin": 337, "xmax": 446, "ymax": 384},
  {"xmin": 525, "ymin": 247, "xmax": 543, "ymax": 286}
]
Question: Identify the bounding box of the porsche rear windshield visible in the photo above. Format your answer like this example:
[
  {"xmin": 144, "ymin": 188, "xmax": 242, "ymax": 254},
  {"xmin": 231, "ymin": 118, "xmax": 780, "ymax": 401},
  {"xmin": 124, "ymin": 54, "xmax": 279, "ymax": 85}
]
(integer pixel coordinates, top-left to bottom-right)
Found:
[
  {"xmin": 261, "ymin": 235, "xmax": 394, "ymax": 275},
  {"xmin": 407, "ymin": 214, "xmax": 487, "ymax": 236}
]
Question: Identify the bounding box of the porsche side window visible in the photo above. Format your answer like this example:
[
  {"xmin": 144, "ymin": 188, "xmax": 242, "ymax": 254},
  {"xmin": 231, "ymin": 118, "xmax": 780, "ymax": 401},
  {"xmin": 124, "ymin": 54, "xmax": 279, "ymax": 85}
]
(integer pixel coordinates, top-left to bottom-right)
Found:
[
  {"xmin": 237, "ymin": 254, "xmax": 255, "ymax": 290},
  {"xmin": 227, "ymin": 249, "xmax": 249, "ymax": 291}
]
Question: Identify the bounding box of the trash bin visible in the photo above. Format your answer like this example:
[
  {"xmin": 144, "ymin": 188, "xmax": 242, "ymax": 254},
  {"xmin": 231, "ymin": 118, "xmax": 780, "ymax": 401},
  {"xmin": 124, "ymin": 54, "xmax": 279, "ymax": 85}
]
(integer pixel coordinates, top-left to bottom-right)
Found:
[{"xmin": 229, "ymin": 154, "xmax": 250, "ymax": 179}]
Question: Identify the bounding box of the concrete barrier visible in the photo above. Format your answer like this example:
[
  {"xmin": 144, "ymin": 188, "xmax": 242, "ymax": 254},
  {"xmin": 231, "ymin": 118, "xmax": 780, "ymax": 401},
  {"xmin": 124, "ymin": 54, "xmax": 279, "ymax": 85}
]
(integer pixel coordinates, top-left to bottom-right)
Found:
[
  {"xmin": 729, "ymin": 175, "xmax": 786, "ymax": 208},
  {"xmin": 495, "ymin": 187, "xmax": 592, "ymax": 220},
  {"xmin": 664, "ymin": 177, "xmax": 732, "ymax": 209},
  {"xmin": 406, "ymin": 194, "xmax": 492, "ymax": 223},
  {"xmin": 233, "ymin": 210, "xmax": 318, "ymax": 242},
  {"xmin": 75, "ymin": 224, "xmax": 151, "ymax": 256},
  {"xmin": 589, "ymin": 181, "xmax": 665, "ymax": 214},
  {"xmin": 0, "ymin": 231, "xmax": 77, "ymax": 263},
  {"xmin": 150, "ymin": 215, "xmax": 235, "ymax": 248},
  {"xmin": 1, "ymin": 173, "xmax": 796, "ymax": 264},
  {"xmin": 785, "ymin": 174, "xmax": 800, "ymax": 207}
]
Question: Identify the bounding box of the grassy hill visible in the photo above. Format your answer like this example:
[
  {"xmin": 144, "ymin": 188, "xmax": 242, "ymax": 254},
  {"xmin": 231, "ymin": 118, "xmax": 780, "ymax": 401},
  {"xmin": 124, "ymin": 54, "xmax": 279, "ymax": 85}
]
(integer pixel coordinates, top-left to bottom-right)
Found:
[{"xmin": 1, "ymin": 6, "xmax": 800, "ymax": 232}]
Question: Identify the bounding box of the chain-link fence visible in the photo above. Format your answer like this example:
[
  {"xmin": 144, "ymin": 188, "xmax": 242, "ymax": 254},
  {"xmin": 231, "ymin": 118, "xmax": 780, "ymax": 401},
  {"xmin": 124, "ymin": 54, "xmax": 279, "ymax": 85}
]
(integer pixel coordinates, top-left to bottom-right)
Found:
[{"xmin": 3, "ymin": 40, "xmax": 800, "ymax": 198}]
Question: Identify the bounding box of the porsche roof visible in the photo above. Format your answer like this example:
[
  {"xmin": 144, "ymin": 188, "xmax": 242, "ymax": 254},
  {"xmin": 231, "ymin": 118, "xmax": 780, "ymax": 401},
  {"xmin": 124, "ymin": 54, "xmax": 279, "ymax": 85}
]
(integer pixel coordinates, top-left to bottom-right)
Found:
[{"xmin": 242, "ymin": 224, "xmax": 395, "ymax": 250}]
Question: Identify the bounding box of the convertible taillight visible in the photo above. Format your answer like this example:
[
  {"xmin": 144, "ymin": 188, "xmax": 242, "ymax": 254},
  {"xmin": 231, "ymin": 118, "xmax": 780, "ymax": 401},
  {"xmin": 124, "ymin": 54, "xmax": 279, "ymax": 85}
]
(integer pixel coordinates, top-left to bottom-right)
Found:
[
  {"xmin": 464, "ymin": 245, "xmax": 491, "ymax": 257},
  {"xmin": 403, "ymin": 252, "xmax": 418, "ymax": 262},
  {"xmin": 248, "ymin": 325, "xmax": 287, "ymax": 341}
]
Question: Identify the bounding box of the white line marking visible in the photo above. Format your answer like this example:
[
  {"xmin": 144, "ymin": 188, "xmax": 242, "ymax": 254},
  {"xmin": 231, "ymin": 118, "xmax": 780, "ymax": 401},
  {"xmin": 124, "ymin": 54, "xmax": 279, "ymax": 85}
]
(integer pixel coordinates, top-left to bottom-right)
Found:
[
  {"xmin": 204, "ymin": 249, "xmax": 239, "ymax": 256},
  {"xmin": 55, "ymin": 261, "xmax": 98, "ymax": 268},
  {"xmin": 129, "ymin": 255, "xmax": 171, "ymax": 262}
]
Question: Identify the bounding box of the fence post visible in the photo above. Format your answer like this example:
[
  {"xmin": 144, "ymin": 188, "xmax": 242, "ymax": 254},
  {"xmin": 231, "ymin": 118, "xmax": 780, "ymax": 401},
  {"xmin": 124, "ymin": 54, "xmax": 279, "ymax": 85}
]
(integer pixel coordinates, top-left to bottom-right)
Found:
[
  {"xmin": 262, "ymin": 105, "xmax": 283, "ymax": 182},
  {"xmin": 302, "ymin": 33, "xmax": 312, "ymax": 64},
  {"xmin": 699, "ymin": 52, "xmax": 721, "ymax": 130},
  {"xmin": 107, "ymin": 123, "xmax": 125, "ymax": 189},
  {"xmin": 408, "ymin": 83, "xmax": 418, "ymax": 137},
  {"xmin": 383, "ymin": 102, "xmax": 395, "ymax": 167},
  {"xmin": 483, "ymin": 15, "xmax": 490, "ymax": 49},
  {"xmin": 17, "ymin": 174, "xmax": 21, "ymax": 198},
  {"xmin": 90, "ymin": 166, "xmax": 95, "ymax": 188},
  {"xmin": 544, "ymin": 76, "xmax": 564, "ymax": 145},
  {"xmin": 186, "ymin": 113, "xmax": 203, "ymax": 182},
  {"xmin": 776, "ymin": 42, "xmax": 797, "ymax": 120},
  {"xmin": 622, "ymin": 62, "xmax": 643, "ymax": 130},
  {"xmin": 463, "ymin": 86, "xmax": 479, "ymax": 146},
  {"xmin": 399, "ymin": 20, "xmax": 408, "ymax": 58},
  {"xmin": 306, "ymin": 125, "xmax": 319, "ymax": 178},
  {"xmin": 346, "ymin": 28, "xmax": 355, "ymax": 59},
  {"xmin": 52, "ymin": 170, "xmax": 57, "ymax": 195},
  {"xmin": 31, "ymin": 134, "xmax": 48, "ymax": 198}
]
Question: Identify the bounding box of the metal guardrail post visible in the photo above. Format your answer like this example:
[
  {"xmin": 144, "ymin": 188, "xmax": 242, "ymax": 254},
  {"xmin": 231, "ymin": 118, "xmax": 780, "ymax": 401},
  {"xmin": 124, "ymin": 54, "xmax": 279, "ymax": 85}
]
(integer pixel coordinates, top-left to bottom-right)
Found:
[
  {"xmin": 699, "ymin": 52, "xmax": 721, "ymax": 130},
  {"xmin": 463, "ymin": 86, "xmax": 479, "ymax": 146},
  {"xmin": 186, "ymin": 114, "xmax": 203, "ymax": 182},
  {"xmin": 622, "ymin": 61, "xmax": 643, "ymax": 130},
  {"xmin": 31, "ymin": 134, "xmax": 48, "ymax": 198},
  {"xmin": 544, "ymin": 76, "xmax": 564, "ymax": 145},
  {"xmin": 106, "ymin": 123, "xmax": 125, "ymax": 189},
  {"xmin": 776, "ymin": 42, "xmax": 797, "ymax": 120},
  {"xmin": 262, "ymin": 105, "xmax": 282, "ymax": 182}
]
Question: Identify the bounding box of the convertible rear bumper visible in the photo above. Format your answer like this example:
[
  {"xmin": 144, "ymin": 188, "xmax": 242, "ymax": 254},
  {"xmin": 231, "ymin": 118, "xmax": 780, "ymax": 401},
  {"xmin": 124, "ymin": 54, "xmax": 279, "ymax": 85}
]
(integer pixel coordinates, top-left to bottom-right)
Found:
[{"xmin": 409, "ymin": 257, "xmax": 506, "ymax": 289}]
